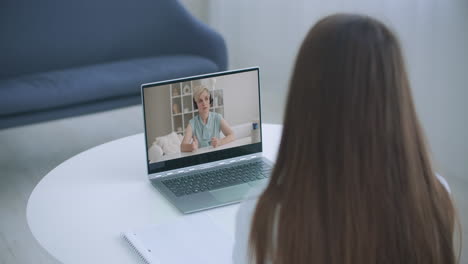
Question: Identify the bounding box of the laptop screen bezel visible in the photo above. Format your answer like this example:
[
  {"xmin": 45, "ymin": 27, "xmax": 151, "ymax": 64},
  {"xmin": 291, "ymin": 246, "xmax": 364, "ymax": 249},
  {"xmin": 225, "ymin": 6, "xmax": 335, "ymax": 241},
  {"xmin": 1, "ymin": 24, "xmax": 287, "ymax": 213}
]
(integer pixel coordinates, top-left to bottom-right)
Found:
[{"xmin": 141, "ymin": 67, "xmax": 263, "ymax": 174}]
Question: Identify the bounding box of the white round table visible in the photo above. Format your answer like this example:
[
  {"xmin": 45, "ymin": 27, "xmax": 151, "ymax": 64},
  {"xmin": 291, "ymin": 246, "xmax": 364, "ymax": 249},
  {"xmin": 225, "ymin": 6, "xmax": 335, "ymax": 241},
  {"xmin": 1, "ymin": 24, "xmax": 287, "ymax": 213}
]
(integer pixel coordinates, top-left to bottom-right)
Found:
[{"xmin": 27, "ymin": 124, "xmax": 282, "ymax": 264}]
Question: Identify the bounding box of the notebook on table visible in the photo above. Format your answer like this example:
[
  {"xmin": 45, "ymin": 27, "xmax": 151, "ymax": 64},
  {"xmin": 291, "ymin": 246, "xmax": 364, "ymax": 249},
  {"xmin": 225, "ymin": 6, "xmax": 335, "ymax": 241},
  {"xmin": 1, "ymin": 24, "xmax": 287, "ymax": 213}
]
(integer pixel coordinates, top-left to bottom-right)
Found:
[
  {"xmin": 141, "ymin": 67, "xmax": 273, "ymax": 214},
  {"xmin": 122, "ymin": 213, "xmax": 234, "ymax": 264}
]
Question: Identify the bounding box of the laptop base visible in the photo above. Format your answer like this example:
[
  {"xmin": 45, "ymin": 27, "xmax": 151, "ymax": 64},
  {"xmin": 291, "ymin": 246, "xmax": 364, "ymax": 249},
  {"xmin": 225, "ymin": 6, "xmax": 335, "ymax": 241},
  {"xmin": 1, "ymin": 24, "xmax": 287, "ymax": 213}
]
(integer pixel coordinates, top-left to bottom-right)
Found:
[{"xmin": 151, "ymin": 156, "xmax": 272, "ymax": 214}]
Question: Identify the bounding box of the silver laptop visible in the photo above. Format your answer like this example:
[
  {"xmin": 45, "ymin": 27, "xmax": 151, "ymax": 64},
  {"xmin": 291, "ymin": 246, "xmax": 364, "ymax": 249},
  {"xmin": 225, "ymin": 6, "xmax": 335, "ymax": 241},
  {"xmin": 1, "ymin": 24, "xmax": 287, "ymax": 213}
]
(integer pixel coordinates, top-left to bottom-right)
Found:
[{"xmin": 141, "ymin": 67, "xmax": 273, "ymax": 214}]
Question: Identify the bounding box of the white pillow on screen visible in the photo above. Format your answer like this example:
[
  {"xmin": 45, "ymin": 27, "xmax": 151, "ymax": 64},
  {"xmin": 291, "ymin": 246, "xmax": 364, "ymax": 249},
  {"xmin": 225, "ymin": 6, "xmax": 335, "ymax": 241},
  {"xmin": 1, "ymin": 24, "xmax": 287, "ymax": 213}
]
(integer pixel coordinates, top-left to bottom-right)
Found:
[
  {"xmin": 167, "ymin": 132, "xmax": 181, "ymax": 145},
  {"xmin": 148, "ymin": 144, "xmax": 164, "ymax": 162},
  {"xmin": 155, "ymin": 132, "xmax": 182, "ymax": 155}
]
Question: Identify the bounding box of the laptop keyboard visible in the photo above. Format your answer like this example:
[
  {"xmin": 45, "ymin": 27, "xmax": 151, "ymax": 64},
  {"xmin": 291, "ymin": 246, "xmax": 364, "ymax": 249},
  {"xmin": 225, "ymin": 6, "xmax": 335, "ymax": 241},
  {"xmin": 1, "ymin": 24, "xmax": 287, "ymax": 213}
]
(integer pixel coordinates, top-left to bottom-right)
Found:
[{"xmin": 161, "ymin": 161, "xmax": 272, "ymax": 197}]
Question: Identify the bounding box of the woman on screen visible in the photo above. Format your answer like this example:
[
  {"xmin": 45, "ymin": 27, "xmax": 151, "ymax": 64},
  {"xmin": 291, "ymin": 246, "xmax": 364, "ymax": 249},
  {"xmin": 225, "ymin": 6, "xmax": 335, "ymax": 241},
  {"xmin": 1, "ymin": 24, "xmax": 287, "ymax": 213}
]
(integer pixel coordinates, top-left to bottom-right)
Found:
[
  {"xmin": 180, "ymin": 85, "xmax": 235, "ymax": 152},
  {"xmin": 232, "ymin": 14, "xmax": 459, "ymax": 264}
]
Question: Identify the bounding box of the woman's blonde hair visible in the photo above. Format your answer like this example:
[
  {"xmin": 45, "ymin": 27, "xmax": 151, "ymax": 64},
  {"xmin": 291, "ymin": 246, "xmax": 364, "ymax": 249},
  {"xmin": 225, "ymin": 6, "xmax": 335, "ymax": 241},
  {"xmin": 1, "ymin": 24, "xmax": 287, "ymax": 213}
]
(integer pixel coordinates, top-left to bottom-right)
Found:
[{"xmin": 192, "ymin": 85, "xmax": 210, "ymax": 102}]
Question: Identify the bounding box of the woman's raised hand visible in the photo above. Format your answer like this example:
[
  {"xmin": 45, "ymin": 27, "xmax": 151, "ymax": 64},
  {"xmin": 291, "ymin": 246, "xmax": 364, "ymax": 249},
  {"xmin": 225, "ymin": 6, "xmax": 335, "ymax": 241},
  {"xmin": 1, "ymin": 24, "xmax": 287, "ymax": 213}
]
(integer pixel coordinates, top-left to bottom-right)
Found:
[
  {"xmin": 211, "ymin": 137, "xmax": 219, "ymax": 148},
  {"xmin": 191, "ymin": 136, "xmax": 199, "ymax": 151}
]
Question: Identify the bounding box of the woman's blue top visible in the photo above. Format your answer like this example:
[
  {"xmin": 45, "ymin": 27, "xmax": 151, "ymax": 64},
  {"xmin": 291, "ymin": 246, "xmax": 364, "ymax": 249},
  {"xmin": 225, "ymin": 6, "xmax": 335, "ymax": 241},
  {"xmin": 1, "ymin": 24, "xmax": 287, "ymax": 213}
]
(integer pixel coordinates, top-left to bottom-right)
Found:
[{"xmin": 189, "ymin": 112, "xmax": 222, "ymax": 148}]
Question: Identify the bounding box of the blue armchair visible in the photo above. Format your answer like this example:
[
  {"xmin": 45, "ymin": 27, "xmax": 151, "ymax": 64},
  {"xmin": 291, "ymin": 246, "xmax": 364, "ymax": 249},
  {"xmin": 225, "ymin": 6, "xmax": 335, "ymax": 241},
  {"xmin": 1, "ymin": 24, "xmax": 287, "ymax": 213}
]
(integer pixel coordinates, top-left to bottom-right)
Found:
[{"xmin": 0, "ymin": 0, "xmax": 227, "ymax": 129}]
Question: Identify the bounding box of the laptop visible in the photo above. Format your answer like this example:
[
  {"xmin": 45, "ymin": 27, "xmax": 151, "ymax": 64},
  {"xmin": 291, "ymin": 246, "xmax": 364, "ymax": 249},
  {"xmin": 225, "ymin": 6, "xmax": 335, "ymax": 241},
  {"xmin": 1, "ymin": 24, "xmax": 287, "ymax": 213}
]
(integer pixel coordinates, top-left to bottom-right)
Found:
[{"xmin": 141, "ymin": 67, "xmax": 273, "ymax": 214}]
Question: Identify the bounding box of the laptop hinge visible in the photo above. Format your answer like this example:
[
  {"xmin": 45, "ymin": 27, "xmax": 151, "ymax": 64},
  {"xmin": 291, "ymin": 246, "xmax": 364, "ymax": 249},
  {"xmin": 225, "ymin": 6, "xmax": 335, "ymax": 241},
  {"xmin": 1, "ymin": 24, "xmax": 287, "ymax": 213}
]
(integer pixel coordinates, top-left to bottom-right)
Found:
[{"xmin": 148, "ymin": 153, "xmax": 262, "ymax": 180}]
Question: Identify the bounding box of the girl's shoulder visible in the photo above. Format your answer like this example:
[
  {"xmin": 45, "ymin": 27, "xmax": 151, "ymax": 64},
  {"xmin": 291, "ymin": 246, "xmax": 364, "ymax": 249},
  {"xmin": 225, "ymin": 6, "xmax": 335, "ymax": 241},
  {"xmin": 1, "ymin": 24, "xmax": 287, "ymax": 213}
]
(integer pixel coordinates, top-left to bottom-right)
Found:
[{"xmin": 436, "ymin": 173, "xmax": 451, "ymax": 194}]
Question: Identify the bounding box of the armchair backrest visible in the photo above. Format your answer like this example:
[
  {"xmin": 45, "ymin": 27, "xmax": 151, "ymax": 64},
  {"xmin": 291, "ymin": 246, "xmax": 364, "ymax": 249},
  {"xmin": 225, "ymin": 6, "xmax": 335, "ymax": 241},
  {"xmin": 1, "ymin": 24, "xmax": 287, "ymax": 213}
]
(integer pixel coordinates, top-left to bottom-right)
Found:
[{"xmin": 0, "ymin": 0, "xmax": 227, "ymax": 79}]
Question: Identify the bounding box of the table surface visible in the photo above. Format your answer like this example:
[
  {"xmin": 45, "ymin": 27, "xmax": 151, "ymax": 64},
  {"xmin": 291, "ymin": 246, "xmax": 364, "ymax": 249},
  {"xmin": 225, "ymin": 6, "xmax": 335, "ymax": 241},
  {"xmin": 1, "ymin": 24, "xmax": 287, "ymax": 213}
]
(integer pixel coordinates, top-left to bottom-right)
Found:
[{"xmin": 27, "ymin": 124, "xmax": 282, "ymax": 264}]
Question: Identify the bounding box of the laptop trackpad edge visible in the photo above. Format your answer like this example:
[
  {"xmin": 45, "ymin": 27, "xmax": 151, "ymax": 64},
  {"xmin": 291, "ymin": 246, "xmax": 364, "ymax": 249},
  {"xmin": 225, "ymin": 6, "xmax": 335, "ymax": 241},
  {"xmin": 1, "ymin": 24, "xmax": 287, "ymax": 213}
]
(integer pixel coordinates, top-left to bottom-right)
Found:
[{"xmin": 209, "ymin": 184, "xmax": 251, "ymax": 203}]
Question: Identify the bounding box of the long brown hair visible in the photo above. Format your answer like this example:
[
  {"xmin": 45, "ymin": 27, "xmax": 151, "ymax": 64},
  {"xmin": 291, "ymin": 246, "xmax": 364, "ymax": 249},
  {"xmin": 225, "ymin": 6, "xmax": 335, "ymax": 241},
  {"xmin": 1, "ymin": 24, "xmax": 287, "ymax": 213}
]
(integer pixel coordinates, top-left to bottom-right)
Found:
[{"xmin": 249, "ymin": 14, "xmax": 458, "ymax": 264}]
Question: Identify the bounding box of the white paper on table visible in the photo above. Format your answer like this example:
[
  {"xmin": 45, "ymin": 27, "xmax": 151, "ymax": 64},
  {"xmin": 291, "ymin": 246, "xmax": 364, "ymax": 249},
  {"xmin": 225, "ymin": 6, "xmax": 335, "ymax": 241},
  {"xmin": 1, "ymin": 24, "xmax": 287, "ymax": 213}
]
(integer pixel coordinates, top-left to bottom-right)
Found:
[{"xmin": 123, "ymin": 212, "xmax": 234, "ymax": 264}]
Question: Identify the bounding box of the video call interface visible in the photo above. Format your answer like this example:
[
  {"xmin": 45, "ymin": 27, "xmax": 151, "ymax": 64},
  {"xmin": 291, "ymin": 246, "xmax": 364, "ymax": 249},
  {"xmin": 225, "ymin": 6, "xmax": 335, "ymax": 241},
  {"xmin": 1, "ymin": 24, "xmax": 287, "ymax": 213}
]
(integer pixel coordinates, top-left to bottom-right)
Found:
[{"xmin": 143, "ymin": 70, "xmax": 261, "ymax": 166}]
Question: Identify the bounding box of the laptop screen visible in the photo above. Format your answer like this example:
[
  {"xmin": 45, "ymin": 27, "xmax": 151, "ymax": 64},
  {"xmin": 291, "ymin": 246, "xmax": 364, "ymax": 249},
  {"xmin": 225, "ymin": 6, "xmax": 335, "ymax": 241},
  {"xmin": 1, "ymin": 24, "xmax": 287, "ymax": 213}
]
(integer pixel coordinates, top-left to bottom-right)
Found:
[{"xmin": 141, "ymin": 68, "xmax": 262, "ymax": 174}]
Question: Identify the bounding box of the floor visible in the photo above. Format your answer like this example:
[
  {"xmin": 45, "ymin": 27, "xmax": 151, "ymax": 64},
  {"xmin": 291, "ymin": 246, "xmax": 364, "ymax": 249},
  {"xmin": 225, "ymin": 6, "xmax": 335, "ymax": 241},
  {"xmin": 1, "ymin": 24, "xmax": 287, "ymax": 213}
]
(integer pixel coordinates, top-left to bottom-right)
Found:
[{"xmin": 0, "ymin": 105, "xmax": 467, "ymax": 263}]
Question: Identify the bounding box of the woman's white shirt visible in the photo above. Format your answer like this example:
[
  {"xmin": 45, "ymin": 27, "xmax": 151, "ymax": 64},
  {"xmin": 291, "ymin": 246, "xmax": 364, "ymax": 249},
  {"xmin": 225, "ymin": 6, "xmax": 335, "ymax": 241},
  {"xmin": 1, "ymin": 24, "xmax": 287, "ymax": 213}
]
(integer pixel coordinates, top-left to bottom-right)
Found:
[
  {"xmin": 232, "ymin": 174, "xmax": 451, "ymax": 264},
  {"xmin": 232, "ymin": 187, "xmax": 263, "ymax": 264}
]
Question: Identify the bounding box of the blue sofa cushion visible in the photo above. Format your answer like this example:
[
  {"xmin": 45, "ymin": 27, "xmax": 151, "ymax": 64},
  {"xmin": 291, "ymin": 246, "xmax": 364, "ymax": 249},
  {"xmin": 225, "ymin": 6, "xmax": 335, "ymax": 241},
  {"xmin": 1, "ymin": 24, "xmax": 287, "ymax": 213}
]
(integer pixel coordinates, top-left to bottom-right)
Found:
[{"xmin": 0, "ymin": 55, "xmax": 218, "ymax": 116}]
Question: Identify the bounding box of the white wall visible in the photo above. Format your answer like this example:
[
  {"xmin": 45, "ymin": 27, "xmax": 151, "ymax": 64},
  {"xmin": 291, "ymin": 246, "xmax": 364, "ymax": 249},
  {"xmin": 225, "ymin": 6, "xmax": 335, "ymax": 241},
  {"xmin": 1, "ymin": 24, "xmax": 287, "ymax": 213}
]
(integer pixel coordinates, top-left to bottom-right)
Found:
[
  {"xmin": 202, "ymin": 0, "xmax": 468, "ymax": 182},
  {"xmin": 216, "ymin": 70, "xmax": 260, "ymax": 126},
  {"xmin": 143, "ymin": 84, "xmax": 171, "ymax": 148},
  {"xmin": 180, "ymin": 0, "xmax": 468, "ymax": 179}
]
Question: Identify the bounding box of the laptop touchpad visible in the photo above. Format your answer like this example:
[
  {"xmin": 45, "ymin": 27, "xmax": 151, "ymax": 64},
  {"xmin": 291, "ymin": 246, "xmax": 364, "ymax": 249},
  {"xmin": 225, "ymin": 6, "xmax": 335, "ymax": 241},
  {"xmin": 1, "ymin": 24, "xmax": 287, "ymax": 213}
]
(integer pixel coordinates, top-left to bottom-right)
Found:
[{"xmin": 209, "ymin": 184, "xmax": 251, "ymax": 203}]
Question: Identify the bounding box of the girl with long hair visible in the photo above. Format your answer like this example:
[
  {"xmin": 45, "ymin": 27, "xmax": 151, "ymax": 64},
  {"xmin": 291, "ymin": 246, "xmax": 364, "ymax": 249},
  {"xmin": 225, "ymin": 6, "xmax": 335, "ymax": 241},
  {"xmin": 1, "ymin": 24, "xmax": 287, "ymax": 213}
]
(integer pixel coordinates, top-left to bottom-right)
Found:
[{"xmin": 233, "ymin": 13, "xmax": 459, "ymax": 264}]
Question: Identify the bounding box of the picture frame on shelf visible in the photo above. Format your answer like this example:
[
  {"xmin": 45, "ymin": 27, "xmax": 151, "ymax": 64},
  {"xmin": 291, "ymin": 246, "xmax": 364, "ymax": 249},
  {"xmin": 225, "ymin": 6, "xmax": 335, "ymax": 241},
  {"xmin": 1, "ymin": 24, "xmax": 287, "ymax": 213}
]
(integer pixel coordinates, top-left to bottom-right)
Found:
[
  {"xmin": 182, "ymin": 82, "xmax": 192, "ymax": 95},
  {"xmin": 172, "ymin": 86, "xmax": 180, "ymax": 97}
]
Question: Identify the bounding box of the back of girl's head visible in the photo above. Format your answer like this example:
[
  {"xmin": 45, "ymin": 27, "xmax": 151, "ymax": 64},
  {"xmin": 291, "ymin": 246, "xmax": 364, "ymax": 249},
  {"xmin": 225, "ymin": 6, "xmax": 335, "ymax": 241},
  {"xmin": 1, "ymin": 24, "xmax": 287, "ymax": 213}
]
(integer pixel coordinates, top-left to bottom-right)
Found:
[{"xmin": 249, "ymin": 13, "xmax": 458, "ymax": 264}]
